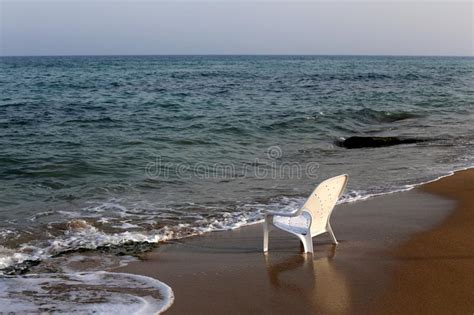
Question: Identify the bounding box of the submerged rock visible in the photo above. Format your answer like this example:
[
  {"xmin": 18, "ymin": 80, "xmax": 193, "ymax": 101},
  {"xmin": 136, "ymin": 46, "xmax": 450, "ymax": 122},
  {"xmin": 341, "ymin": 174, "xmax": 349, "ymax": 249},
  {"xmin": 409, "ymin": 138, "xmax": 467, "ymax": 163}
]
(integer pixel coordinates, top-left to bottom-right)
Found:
[{"xmin": 335, "ymin": 136, "xmax": 426, "ymax": 149}]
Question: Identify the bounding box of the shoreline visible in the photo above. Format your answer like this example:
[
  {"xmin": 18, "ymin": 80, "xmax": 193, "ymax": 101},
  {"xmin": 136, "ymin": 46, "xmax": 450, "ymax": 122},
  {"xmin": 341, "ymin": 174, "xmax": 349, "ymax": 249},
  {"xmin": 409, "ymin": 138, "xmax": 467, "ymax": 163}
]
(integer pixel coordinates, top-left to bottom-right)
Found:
[
  {"xmin": 1, "ymin": 166, "xmax": 472, "ymax": 275},
  {"xmin": 116, "ymin": 169, "xmax": 474, "ymax": 314}
]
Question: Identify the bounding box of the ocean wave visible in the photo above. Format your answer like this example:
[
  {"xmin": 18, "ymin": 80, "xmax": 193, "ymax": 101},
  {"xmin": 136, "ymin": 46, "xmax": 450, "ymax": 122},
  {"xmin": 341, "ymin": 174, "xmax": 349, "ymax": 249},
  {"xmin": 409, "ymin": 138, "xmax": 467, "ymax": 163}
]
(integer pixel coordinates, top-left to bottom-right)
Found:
[
  {"xmin": 0, "ymin": 271, "xmax": 174, "ymax": 314},
  {"xmin": 61, "ymin": 117, "xmax": 119, "ymax": 124},
  {"xmin": 0, "ymin": 220, "xmax": 168, "ymax": 273},
  {"xmin": 298, "ymin": 72, "xmax": 433, "ymax": 83},
  {"xmin": 339, "ymin": 108, "xmax": 422, "ymax": 124},
  {"xmin": 261, "ymin": 108, "xmax": 422, "ymax": 132}
]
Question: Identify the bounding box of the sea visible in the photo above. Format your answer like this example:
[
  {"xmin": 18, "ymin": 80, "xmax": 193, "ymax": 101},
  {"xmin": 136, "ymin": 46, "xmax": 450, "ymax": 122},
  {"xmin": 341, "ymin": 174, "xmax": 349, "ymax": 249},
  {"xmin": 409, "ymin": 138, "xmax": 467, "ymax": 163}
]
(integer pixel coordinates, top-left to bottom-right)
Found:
[{"xmin": 0, "ymin": 55, "xmax": 473, "ymax": 311}]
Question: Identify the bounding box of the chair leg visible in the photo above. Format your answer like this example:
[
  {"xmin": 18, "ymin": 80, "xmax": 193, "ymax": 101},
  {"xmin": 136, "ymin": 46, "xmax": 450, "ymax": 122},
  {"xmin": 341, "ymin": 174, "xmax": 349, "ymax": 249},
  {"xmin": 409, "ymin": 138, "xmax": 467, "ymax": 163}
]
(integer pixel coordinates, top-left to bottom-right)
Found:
[
  {"xmin": 327, "ymin": 222, "xmax": 338, "ymax": 245},
  {"xmin": 300, "ymin": 234, "xmax": 313, "ymax": 254},
  {"xmin": 263, "ymin": 219, "xmax": 270, "ymax": 252}
]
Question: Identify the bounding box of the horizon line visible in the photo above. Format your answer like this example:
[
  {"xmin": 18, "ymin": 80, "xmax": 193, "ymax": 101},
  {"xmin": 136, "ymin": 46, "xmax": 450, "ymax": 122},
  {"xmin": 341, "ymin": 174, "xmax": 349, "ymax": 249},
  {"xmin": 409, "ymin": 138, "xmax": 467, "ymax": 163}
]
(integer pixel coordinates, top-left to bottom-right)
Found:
[{"xmin": 1, "ymin": 53, "xmax": 473, "ymax": 58}]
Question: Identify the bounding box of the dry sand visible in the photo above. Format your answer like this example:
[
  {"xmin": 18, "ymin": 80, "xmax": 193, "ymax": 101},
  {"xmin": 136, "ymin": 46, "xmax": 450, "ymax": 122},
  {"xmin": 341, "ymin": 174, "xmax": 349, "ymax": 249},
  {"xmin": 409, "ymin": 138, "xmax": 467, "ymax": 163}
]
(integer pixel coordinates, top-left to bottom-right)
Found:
[
  {"xmin": 116, "ymin": 169, "xmax": 474, "ymax": 314},
  {"xmin": 373, "ymin": 169, "xmax": 474, "ymax": 314}
]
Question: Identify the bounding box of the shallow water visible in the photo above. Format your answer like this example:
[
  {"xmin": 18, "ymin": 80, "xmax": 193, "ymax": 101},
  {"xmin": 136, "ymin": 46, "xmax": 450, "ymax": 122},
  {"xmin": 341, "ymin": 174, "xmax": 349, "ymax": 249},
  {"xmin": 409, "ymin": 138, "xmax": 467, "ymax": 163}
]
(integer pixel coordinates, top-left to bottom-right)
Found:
[{"xmin": 0, "ymin": 55, "xmax": 473, "ymax": 272}]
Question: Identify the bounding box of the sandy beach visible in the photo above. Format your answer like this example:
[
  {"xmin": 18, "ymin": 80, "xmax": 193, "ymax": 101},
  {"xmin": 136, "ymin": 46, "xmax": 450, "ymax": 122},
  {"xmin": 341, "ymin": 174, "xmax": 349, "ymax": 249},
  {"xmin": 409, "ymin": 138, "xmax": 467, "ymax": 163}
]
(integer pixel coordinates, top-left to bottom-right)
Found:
[{"xmin": 116, "ymin": 169, "xmax": 474, "ymax": 314}]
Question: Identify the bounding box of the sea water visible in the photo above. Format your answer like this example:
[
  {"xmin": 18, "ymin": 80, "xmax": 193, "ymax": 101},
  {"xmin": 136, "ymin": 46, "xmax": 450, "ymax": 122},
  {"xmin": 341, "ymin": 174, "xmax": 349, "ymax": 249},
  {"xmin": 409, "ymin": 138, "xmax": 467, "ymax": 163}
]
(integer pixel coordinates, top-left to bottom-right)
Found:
[{"xmin": 0, "ymin": 55, "xmax": 473, "ymax": 275}]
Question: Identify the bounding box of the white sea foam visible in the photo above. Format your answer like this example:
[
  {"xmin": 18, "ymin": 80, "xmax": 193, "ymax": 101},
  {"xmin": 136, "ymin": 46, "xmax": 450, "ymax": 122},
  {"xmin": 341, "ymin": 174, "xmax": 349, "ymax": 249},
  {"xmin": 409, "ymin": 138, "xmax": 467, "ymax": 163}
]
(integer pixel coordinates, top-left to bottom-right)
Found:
[
  {"xmin": 0, "ymin": 271, "xmax": 174, "ymax": 314},
  {"xmin": 114, "ymin": 222, "xmax": 142, "ymax": 229},
  {"xmin": 0, "ymin": 221, "xmax": 157, "ymax": 272},
  {"xmin": 0, "ymin": 229, "xmax": 17, "ymax": 240},
  {"xmin": 0, "ymin": 246, "xmax": 36, "ymax": 270}
]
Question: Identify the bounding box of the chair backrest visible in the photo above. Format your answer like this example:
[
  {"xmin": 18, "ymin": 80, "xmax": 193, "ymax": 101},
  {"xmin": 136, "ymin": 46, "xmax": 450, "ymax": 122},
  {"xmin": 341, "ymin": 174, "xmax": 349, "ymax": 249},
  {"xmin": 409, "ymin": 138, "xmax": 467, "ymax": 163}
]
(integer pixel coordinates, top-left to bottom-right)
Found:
[{"xmin": 302, "ymin": 174, "xmax": 348, "ymax": 235}]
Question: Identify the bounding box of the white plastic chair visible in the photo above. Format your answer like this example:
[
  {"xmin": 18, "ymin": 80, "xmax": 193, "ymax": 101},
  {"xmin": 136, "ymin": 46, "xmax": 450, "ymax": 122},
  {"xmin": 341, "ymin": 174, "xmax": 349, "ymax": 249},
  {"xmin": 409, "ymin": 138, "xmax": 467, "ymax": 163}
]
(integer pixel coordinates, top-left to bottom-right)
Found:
[{"xmin": 263, "ymin": 174, "xmax": 348, "ymax": 254}]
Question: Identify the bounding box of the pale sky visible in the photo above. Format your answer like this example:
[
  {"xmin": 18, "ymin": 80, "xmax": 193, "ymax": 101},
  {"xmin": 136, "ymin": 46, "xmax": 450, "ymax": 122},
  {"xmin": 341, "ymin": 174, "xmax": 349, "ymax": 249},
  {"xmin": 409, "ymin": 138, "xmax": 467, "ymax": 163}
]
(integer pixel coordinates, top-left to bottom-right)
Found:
[{"xmin": 0, "ymin": 1, "xmax": 472, "ymax": 56}]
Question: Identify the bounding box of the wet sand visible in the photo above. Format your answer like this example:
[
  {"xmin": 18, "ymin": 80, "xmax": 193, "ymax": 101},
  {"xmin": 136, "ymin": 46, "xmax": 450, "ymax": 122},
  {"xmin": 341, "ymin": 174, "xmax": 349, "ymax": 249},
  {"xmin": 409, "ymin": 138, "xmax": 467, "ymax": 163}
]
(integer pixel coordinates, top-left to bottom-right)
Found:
[{"xmin": 117, "ymin": 169, "xmax": 474, "ymax": 314}]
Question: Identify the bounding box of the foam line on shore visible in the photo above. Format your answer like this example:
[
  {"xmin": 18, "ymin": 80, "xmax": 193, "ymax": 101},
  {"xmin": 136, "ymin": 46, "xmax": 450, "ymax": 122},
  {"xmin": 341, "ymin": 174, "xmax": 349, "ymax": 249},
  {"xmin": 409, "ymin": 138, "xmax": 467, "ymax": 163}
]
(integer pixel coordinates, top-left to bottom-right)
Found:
[{"xmin": 0, "ymin": 271, "xmax": 174, "ymax": 314}]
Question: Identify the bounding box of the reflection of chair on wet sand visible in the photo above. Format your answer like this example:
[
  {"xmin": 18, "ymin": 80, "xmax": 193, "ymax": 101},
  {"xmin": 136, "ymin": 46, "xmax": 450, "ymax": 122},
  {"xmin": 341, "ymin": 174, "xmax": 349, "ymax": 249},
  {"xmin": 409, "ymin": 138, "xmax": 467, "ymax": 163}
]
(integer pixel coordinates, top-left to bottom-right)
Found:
[
  {"xmin": 265, "ymin": 246, "xmax": 337, "ymax": 288},
  {"xmin": 264, "ymin": 247, "xmax": 351, "ymax": 314},
  {"xmin": 263, "ymin": 174, "xmax": 348, "ymax": 254}
]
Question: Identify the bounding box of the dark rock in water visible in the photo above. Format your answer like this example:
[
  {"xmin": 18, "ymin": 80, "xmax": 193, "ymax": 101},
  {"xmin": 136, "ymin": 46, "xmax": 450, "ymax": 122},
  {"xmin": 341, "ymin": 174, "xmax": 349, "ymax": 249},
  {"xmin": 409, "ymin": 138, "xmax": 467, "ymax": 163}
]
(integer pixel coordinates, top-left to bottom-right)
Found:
[
  {"xmin": 335, "ymin": 136, "xmax": 426, "ymax": 149},
  {"xmin": 0, "ymin": 259, "xmax": 40, "ymax": 275},
  {"xmin": 52, "ymin": 241, "xmax": 159, "ymax": 258}
]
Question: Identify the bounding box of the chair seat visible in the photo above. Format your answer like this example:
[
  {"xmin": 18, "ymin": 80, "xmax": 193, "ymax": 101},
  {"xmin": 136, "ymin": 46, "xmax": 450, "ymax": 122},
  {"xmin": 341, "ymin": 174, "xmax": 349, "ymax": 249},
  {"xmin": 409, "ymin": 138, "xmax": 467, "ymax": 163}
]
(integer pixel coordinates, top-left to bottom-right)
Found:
[{"xmin": 273, "ymin": 212, "xmax": 311, "ymax": 235}]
